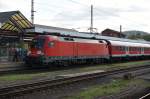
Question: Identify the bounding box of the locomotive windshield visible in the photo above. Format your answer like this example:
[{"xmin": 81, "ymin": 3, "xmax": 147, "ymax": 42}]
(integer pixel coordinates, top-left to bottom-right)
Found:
[{"xmin": 31, "ymin": 38, "xmax": 45, "ymax": 49}]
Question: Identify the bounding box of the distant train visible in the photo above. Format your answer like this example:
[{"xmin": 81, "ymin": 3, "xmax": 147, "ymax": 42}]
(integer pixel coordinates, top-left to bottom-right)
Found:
[{"xmin": 25, "ymin": 33, "xmax": 150, "ymax": 66}]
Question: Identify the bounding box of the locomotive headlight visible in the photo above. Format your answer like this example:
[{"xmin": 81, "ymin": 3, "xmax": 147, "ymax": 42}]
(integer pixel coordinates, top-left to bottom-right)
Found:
[
  {"xmin": 37, "ymin": 50, "xmax": 44, "ymax": 55},
  {"xmin": 27, "ymin": 51, "xmax": 31, "ymax": 56}
]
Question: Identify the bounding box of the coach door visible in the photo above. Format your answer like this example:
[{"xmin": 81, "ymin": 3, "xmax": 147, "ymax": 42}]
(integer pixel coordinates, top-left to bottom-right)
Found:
[
  {"xmin": 126, "ymin": 46, "xmax": 129, "ymax": 56},
  {"xmin": 73, "ymin": 42, "xmax": 78, "ymax": 59},
  {"xmin": 141, "ymin": 47, "xmax": 144, "ymax": 55}
]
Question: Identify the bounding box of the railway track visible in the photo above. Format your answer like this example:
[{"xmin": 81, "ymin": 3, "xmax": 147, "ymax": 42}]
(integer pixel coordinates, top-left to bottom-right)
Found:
[
  {"xmin": 139, "ymin": 93, "xmax": 150, "ymax": 99},
  {"xmin": 0, "ymin": 65, "xmax": 150, "ymax": 98}
]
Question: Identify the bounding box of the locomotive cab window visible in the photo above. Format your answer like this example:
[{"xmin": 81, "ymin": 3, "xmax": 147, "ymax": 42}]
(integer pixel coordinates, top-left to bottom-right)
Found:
[
  {"xmin": 48, "ymin": 41, "xmax": 55, "ymax": 47},
  {"xmin": 31, "ymin": 38, "xmax": 45, "ymax": 49}
]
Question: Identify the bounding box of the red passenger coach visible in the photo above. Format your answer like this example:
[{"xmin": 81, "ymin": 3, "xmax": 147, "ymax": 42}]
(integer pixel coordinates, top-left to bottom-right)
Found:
[
  {"xmin": 26, "ymin": 35, "xmax": 110, "ymax": 65},
  {"xmin": 109, "ymin": 40, "xmax": 150, "ymax": 60}
]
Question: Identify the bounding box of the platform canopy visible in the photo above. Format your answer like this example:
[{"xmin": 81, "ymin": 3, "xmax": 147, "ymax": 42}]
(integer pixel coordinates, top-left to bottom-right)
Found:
[{"xmin": 0, "ymin": 11, "xmax": 34, "ymax": 33}]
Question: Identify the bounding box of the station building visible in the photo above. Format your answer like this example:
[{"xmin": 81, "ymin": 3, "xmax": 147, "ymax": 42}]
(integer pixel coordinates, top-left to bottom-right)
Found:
[{"xmin": 101, "ymin": 28, "xmax": 126, "ymax": 38}]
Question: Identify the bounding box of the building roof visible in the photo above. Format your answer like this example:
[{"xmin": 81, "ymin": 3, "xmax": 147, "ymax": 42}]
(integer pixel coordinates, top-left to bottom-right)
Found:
[
  {"xmin": 0, "ymin": 11, "xmax": 17, "ymax": 23},
  {"xmin": 102, "ymin": 28, "xmax": 126, "ymax": 36},
  {"xmin": 26, "ymin": 24, "xmax": 78, "ymax": 35},
  {"xmin": 0, "ymin": 11, "xmax": 34, "ymax": 32},
  {"xmin": 102, "ymin": 28, "xmax": 119, "ymax": 32},
  {"xmin": 35, "ymin": 24, "xmax": 78, "ymax": 32}
]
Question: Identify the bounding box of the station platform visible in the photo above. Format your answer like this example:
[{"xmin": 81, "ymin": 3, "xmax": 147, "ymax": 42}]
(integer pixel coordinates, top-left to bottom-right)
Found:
[
  {"xmin": 0, "ymin": 61, "xmax": 24, "ymax": 68},
  {"xmin": 0, "ymin": 56, "xmax": 24, "ymax": 68}
]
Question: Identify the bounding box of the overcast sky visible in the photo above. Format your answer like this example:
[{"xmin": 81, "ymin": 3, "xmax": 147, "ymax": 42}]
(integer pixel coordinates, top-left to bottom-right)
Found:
[{"xmin": 0, "ymin": 0, "xmax": 150, "ymax": 33}]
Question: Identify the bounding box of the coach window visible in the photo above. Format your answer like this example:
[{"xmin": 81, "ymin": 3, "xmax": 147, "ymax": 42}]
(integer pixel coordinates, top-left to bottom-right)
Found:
[
  {"xmin": 116, "ymin": 46, "xmax": 118, "ymax": 50},
  {"xmin": 113, "ymin": 46, "xmax": 116, "ymax": 50},
  {"xmin": 48, "ymin": 41, "xmax": 55, "ymax": 47},
  {"xmin": 126, "ymin": 47, "xmax": 129, "ymax": 51},
  {"xmin": 121, "ymin": 47, "xmax": 123, "ymax": 51},
  {"xmin": 119, "ymin": 46, "xmax": 121, "ymax": 51},
  {"xmin": 145, "ymin": 48, "xmax": 146, "ymax": 51},
  {"xmin": 123, "ymin": 47, "xmax": 125, "ymax": 51},
  {"xmin": 120, "ymin": 46, "xmax": 122, "ymax": 51},
  {"xmin": 118, "ymin": 46, "xmax": 120, "ymax": 51},
  {"xmin": 131, "ymin": 47, "xmax": 133, "ymax": 51},
  {"xmin": 139, "ymin": 48, "xmax": 141, "ymax": 51},
  {"xmin": 113, "ymin": 46, "xmax": 115, "ymax": 50},
  {"xmin": 133, "ymin": 47, "xmax": 135, "ymax": 51},
  {"xmin": 130, "ymin": 47, "xmax": 132, "ymax": 51},
  {"xmin": 115, "ymin": 46, "xmax": 117, "ymax": 50},
  {"xmin": 121, "ymin": 46, "xmax": 124, "ymax": 51}
]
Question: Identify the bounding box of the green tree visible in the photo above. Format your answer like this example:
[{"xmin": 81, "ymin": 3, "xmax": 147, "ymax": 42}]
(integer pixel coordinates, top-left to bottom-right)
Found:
[{"xmin": 128, "ymin": 35, "xmax": 138, "ymax": 40}]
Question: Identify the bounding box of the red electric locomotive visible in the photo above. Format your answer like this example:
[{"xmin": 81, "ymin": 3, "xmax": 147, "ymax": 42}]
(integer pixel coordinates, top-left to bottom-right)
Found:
[{"xmin": 25, "ymin": 35, "xmax": 110, "ymax": 65}]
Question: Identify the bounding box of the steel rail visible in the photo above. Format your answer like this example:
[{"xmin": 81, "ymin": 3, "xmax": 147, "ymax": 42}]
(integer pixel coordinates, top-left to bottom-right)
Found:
[
  {"xmin": 139, "ymin": 93, "xmax": 150, "ymax": 99},
  {"xmin": 0, "ymin": 65, "xmax": 150, "ymax": 98}
]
